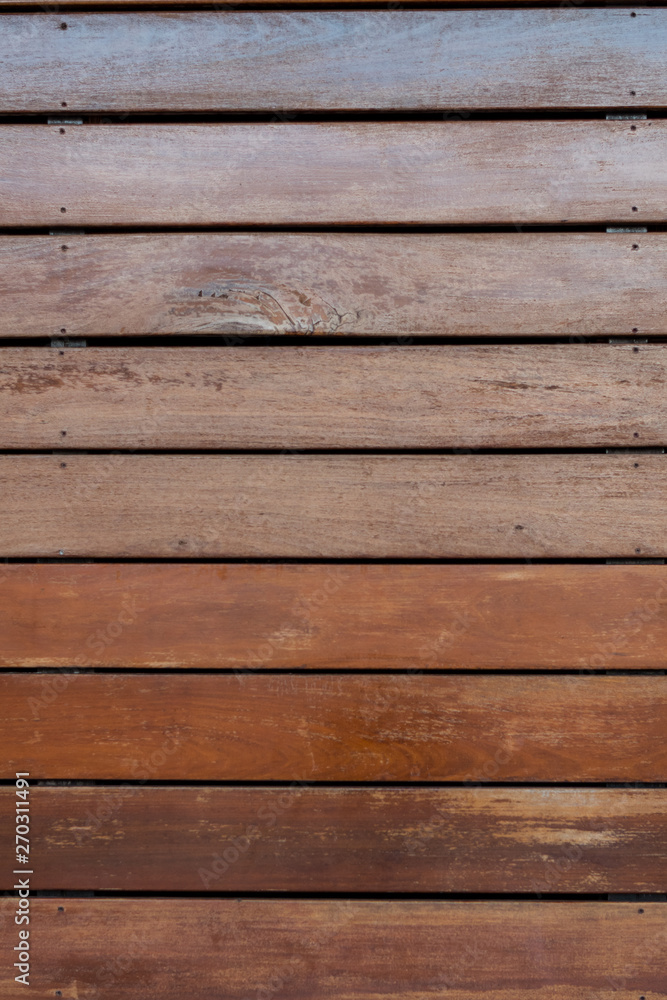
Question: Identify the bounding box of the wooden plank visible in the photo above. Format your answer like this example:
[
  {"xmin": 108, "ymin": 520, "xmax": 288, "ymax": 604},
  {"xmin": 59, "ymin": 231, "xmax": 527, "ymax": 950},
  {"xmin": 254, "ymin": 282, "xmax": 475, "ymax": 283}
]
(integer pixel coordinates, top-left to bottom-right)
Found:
[
  {"xmin": 4, "ymin": 786, "xmax": 664, "ymax": 893},
  {"xmin": 2, "ymin": 232, "xmax": 665, "ymax": 339},
  {"xmin": 1, "ymin": 899, "xmax": 664, "ymax": 999},
  {"xmin": 2, "ymin": 563, "xmax": 667, "ymax": 671},
  {"xmin": 2, "ymin": 674, "xmax": 665, "ymax": 781},
  {"xmin": 0, "ymin": 11, "xmax": 663, "ymax": 112},
  {"xmin": 1, "ymin": 121, "xmax": 662, "ymax": 227},
  {"xmin": 2, "ymin": 344, "xmax": 667, "ymax": 448},
  {"xmin": 0, "ymin": 454, "xmax": 664, "ymax": 558}
]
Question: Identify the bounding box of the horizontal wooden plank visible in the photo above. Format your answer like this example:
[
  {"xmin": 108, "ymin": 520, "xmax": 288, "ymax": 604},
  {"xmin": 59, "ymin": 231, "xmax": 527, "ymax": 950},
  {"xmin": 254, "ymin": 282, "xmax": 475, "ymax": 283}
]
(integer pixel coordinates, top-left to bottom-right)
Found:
[
  {"xmin": 1, "ymin": 121, "xmax": 662, "ymax": 227},
  {"xmin": 0, "ymin": 11, "xmax": 662, "ymax": 112},
  {"xmin": 2, "ymin": 344, "xmax": 666, "ymax": 448},
  {"xmin": 6, "ymin": 786, "xmax": 664, "ymax": 893},
  {"xmin": 2, "ymin": 674, "xmax": 665, "ymax": 781},
  {"xmin": 1, "ymin": 900, "xmax": 663, "ymax": 999},
  {"xmin": 2, "ymin": 563, "xmax": 667, "ymax": 670},
  {"xmin": 0, "ymin": 454, "xmax": 664, "ymax": 558},
  {"xmin": 3, "ymin": 232, "xmax": 665, "ymax": 338}
]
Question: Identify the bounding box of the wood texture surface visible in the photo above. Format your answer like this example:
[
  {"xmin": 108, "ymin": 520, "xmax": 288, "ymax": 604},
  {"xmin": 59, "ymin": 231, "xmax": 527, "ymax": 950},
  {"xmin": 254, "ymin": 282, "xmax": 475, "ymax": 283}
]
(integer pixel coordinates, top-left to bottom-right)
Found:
[
  {"xmin": 0, "ymin": 900, "xmax": 663, "ymax": 1000},
  {"xmin": 2, "ymin": 2, "xmax": 665, "ymax": 988},
  {"xmin": 3, "ymin": 232, "xmax": 665, "ymax": 338},
  {"xmin": 2, "ymin": 674, "xmax": 665, "ymax": 781},
  {"xmin": 2, "ymin": 344, "xmax": 666, "ymax": 449},
  {"xmin": 0, "ymin": 454, "xmax": 664, "ymax": 558},
  {"xmin": 1, "ymin": 121, "xmax": 662, "ymax": 227},
  {"xmin": 2, "ymin": 562, "xmax": 667, "ymax": 670},
  {"xmin": 1, "ymin": 11, "xmax": 662, "ymax": 112},
  {"xmin": 5, "ymin": 786, "xmax": 664, "ymax": 893}
]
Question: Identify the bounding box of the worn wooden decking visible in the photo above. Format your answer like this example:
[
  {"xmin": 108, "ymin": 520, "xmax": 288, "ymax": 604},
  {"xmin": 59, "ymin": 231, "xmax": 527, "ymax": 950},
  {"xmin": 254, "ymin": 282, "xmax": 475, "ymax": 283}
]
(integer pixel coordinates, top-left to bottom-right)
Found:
[{"xmin": 0, "ymin": 3, "xmax": 665, "ymax": 998}]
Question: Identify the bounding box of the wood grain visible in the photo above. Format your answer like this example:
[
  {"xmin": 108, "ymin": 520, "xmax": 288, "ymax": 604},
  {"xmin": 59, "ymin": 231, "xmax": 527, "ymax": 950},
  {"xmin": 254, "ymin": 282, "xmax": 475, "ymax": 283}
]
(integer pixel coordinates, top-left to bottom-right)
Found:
[
  {"xmin": 5, "ymin": 786, "xmax": 664, "ymax": 893},
  {"xmin": 1, "ymin": 121, "xmax": 662, "ymax": 227},
  {"xmin": 1, "ymin": 900, "xmax": 663, "ymax": 1000},
  {"xmin": 2, "ymin": 344, "xmax": 666, "ymax": 449},
  {"xmin": 1, "ymin": 11, "xmax": 662, "ymax": 112},
  {"xmin": 0, "ymin": 454, "xmax": 664, "ymax": 558},
  {"xmin": 2, "ymin": 674, "xmax": 665, "ymax": 781},
  {"xmin": 2, "ymin": 563, "xmax": 666, "ymax": 670},
  {"xmin": 2, "ymin": 232, "xmax": 665, "ymax": 339}
]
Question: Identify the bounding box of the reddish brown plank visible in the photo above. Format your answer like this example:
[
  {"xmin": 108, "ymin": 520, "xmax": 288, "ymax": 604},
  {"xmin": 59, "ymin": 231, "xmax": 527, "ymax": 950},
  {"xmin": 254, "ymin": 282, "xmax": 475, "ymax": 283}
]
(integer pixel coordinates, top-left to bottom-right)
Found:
[
  {"xmin": 5, "ymin": 786, "xmax": 664, "ymax": 893},
  {"xmin": 0, "ymin": 900, "xmax": 663, "ymax": 1000},
  {"xmin": 0, "ymin": 454, "xmax": 664, "ymax": 558},
  {"xmin": 1, "ymin": 233, "xmax": 663, "ymax": 339},
  {"xmin": 1, "ymin": 121, "xmax": 662, "ymax": 227},
  {"xmin": 1, "ymin": 563, "xmax": 666, "ymax": 670},
  {"xmin": 1, "ymin": 674, "xmax": 665, "ymax": 781},
  {"xmin": 0, "ymin": 11, "xmax": 662, "ymax": 112},
  {"xmin": 1, "ymin": 344, "xmax": 666, "ymax": 448}
]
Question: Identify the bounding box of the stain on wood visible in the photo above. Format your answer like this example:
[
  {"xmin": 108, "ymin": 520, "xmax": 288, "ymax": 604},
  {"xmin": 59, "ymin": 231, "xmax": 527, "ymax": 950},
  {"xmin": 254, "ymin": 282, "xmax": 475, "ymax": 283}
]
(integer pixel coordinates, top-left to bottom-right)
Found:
[
  {"xmin": 2, "ymin": 673, "xmax": 665, "ymax": 782},
  {"xmin": 0, "ymin": 899, "xmax": 663, "ymax": 999},
  {"xmin": 1, "ymin": 121, "xmax": 662, "ymax": 227},
  {"xmin": 0, "ymin": 453, "xmax": 665, "ymax": 558},
  {"xmin": 1, "ymin": 562, "xmax": 666, "ymax": 670},
  {"xmin": 1, "ymin": 344, "xmax": 665, "ymax": 448},
  {"xmin": 4, "ymin": 786, "xmax": 664, "ymax": 893},
  {"xmin": 0, "ymin": 11, "xmax": 663, "ymax": 112}
]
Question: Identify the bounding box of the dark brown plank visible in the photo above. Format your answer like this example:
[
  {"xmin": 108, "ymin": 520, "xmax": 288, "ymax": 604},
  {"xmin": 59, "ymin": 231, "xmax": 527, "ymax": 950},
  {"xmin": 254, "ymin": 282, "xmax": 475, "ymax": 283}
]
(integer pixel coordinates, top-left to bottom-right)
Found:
[
  {"xmin": 2, "ymin": 232, "xmax": 664, "ymax": 339},
  {"xmin": 5, "ymin": 786, "xmax": 664, "ymax": 893},
  {"xmin": 2, "ymin": 674, "xmax": 665, "ymax": 781},
  {"xmin": 0, "ymin": 454, "xmax": 664, "ymax": 558},
  {"xmin": 1, "ymin": 899, "xmax": 663, "ymax": 999},
  {"xmin": 1, "ymin": 344, "xmax": 666, "ymax": 448},
  {"xmin": 0, "ymin": 11, "xmax": 662, "ymax": 112},
  {"xmin": 1, "ymin": 121, "xmax": 661, "ymax": 227},
  {"xmin": 2, "ymin": 563, "xmax": 667, "ymax": 670}
]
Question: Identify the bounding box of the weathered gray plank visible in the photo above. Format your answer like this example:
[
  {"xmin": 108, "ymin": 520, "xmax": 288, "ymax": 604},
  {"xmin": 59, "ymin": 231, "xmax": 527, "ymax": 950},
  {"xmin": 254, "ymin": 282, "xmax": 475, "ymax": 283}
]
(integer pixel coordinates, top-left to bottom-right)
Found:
[
  {"xmin": 0, "ymin": 233, "xmax": 664, "ymax": 338},
  {"xmin": 1, "ymin": 121, "xmax": 661, "ymax": 227},
  {"xmin": 0, "ymin": 345, "xmax": 665, "ymax": 449},
  {"xmin": 0, "ymin": 11, "xmax": 662, "ymax": 112}
]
